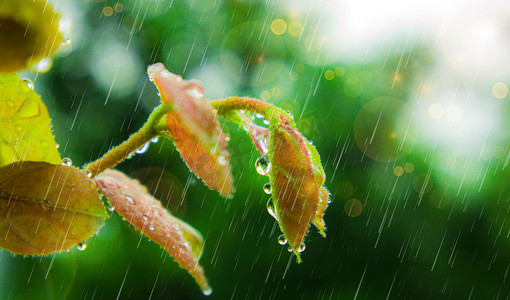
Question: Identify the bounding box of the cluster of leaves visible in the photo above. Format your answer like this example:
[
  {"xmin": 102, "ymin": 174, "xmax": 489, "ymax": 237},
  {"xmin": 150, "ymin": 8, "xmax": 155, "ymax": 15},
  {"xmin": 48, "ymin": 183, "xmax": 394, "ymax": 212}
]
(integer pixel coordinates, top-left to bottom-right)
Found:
[{"xmin": 0, "ymin": 0, "xmax": 330, "ymax": 295}]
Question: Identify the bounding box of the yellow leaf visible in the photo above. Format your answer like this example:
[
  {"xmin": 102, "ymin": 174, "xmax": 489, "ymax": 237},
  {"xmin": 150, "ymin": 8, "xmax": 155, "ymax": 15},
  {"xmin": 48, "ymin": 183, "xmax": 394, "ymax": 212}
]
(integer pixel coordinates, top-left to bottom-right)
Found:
[
  {"xmin": 0, "ymin": 73, "xmax": 61, "ymax": 166},
  {"xmin": 0, "ymin": 0, "xmax": 63, "ymax": 72},
  {"xmin": 95, "ymin": 169, "xmax": 212, "ymax": 295},
  {"xmin": 0, "ymin": 161, "xmax": 108, "ymax": 255}
]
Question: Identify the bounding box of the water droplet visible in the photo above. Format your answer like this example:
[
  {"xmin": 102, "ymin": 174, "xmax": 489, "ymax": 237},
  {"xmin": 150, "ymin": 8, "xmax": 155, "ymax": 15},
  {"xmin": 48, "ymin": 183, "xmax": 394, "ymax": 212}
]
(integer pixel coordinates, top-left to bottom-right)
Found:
[
  {"xmin": 142, "ymin": 215, "xmax": 148, "ymax": 222},
  {"xmin": 148, "ymin": 224, "xmax": 155, "ymax": 231},
  {"xmin": 255, "ymin": 157, "xmax": 271, "ymax": 176},
  {"xmin": 263, "ymin": 119, "xmax": 270, "ymax": 125},
  {"xmin": 108, "ymin": 206, "xmax": 115, "ymax": 212},
  {"xmin": 278, "ymin": 234, "xmax": 287, "ymax": 245},
  {"xmin": 188, "ymin": 88, "xmax": 204, "ymax": 99},
  {"xmin": 266, "ymin": 198, "xmax": 278, "ymax": 220},
  {"xmin": 255, "ymin": 113, "xmax": 263, "ymax": 119},
  {"xmin": 151, "ymin": 137, "xmax": 159, "ymax": 143},
  {"xmin": 203, "ymin": 287, "xmax": 213, "ymax": 296},
  {"xmin": 135, "ymin": 142, "xmax": 149, "ymax": 154},
  {"xmin": 125, "ymin": 195, "xmax": 135, "ymax": 204},
  {"xmin": 22, "ymin": 78, "xmax": 34, "ymax": 89},
  {"xmin": 218, "ymin": 155, "xmax": 227, "ymax": 165},
  {"xmin": 83, "ymin": 169, "xmax": 92, "ymax": 178},
  {"xmin": 35, "ymin": 57, "xmax": 53, "ymax": 73},
  {"xmin": 55, "ymin": 144, "xmax": 60, "ymax": 149},
  {"xmin": 298, "ymin": 243, "xmax": 306, "ymax": 253},
  {"xmin": 61, "ymin": 157, "xmax": 72, "ymax": 166},
  {"xmin": 263, "ymin": 182, "xmax": 272, "ymax": 194},
  {"xmin": 287, "ymin": 247, "xmax": 293, "ymax": 252},
  {"xmin": 77, "ymin": 242, "xmax": 87, "ymax": 251},
  {"xmin": 225, "ymin": 134, "xmax": 231, "ymax": 142}
]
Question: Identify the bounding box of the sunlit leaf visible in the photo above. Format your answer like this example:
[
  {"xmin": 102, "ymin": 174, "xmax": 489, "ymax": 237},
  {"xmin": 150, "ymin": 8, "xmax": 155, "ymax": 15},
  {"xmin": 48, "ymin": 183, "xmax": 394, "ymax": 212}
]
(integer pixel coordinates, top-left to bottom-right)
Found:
[
  {"xmin": 95, "ymin": 169, "xmax": 212, "ymax": 295},
  {"xmin": 0, "ymin": 161, "xmax": 107, "ymax": 255},
  {"xmin": 0, "ymin": 0, "xmax": 64, "ymax": 72},
  {"xmin": 0, "ymin": 73, "xmax": 61, "ymax": 167},
  {"xmin": 148, "ymin": 63, "xmax": 234, "ymax": 196}
]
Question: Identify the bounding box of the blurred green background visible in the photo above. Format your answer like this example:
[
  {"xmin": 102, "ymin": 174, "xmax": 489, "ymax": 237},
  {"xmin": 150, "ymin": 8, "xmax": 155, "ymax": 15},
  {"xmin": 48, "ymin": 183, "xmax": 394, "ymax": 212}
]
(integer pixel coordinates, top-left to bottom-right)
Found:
[{"xmin": 3, "ymin": 0, "xmax": 510, "ymax": 299}]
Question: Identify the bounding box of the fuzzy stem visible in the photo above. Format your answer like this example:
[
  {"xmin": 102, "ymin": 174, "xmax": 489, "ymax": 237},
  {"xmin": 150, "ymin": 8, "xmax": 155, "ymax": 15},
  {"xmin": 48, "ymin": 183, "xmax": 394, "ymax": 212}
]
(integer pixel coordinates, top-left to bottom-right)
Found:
[
  {"xmin": 209, "ymin": 97, "xmax": 276, "ymax": 118},
  {"xmin": 85, "ymin": 104, "xmax": 172, "ymax": 178}
]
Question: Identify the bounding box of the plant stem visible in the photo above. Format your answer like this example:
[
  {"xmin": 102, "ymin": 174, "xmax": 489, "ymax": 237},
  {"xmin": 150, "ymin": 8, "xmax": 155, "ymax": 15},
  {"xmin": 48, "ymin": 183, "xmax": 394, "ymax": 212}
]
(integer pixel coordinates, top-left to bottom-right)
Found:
[
  {"xmin": 85, "ymin": 104, "xmax": 172, "ymax": 178},
  {"xmin": 209, "ymin": 97, "xmax": 275, "ymax": 118}
]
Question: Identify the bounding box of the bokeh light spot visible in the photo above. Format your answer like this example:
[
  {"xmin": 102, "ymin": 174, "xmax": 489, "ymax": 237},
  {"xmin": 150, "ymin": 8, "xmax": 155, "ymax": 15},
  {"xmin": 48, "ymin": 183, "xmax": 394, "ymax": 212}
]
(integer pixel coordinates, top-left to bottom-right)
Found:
[
  {"xmin": 492, "ymin": 82, "xmax": 508, "ymax": 99},
  {"xmin": 393, "ymin": 166, "xmax": 404, "ymax": 176},
  {"xmin": 338, "ymin": 180, "xmax": 354, "ymax": 199},
  {"xmin": 288, "ymin": 21, "xmax": 303, "ymax": 37},
  {"xmin": 103, "ymin": 6, "xmax": 113, "ymax": 17},
  {"xmin": 324, "ymin": 70, "xmax": 335, "ymax": 80},
  {"xmin": 412, "ymin": 174, "xmax": 434, "ymax": 194},
  {"xmin": 113, "ymin": 3, "xmax": 124, "ymax": 13},
  {"xmin": 404, "ymin": 162, "xmax": 414, "ymax": 173},
  {"xmin": 344, "ymin": 199, "xmax": 363, "ymax": 217},
  {"xmin": 261, "ymin": 90, "xmax": 271, "ymax": 101},
  {"xmin": 335, "ymin": 66, "xmax": 345, "ymax": 77},
  {"xmin": 428, "ymin": 103, "xmax": 444, "ymax": 119},
  {"xmin": 353, "ymin": 97, "xmax": 418, "ymax": 162},
  {"xmin": 271, "ymin": 19, "xmax": 287, "ymax": 35}
]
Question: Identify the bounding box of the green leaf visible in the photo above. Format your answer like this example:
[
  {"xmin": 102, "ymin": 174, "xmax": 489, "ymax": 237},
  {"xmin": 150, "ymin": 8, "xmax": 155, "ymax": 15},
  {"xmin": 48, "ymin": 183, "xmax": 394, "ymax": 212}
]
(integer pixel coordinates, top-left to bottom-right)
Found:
[
  {"xmin": 95, "ymin": 169, "xmax": 212, "ymax": 295},
  {"xmin": 0, "ymin": 73, "xmax": 61, "ymax": 167},
  {"xmin": 0, "ymin": 0, "xmax": 63, "ymax": 72},
  {"xmin": 0, "ymin": 161, "xmax": 107, "ymax": 255},
  {"xmin": 148, "ymin": 63, "xmax": 234, "ymax": 196}
]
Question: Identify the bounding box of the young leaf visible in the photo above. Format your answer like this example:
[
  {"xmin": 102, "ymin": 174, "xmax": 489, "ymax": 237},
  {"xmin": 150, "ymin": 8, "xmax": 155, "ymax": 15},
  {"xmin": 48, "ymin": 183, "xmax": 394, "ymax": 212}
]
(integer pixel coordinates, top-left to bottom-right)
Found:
[
  {"xmin": 0, "ymin": 0, "xmax": 64, "ymax": 72},
  {"xmin": 0, "ymin": 73, "xmax": 61, "ymax": 167},
  {"xmin": 0, "ymin": 161, "xmax": 108, "ymax": 255},
  {"xmin": 267, "ymin": 111, "xmax": 330, "ymax": 262},
  {"xmin": 95, "ymin": 169, "xmax": 211, "ymax": 295},
  {"xmin": 147, "ymin": 63, "xmax": 234, "ymax": 196}
]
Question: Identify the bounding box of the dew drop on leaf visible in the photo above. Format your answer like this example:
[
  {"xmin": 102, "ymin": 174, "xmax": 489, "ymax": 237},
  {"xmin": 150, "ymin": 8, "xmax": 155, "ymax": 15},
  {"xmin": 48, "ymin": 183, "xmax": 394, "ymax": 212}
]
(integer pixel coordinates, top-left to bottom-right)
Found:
[
  {"xmin": 255, "ymin": 157, "xmax": 271, "ymax": 176},
  {"xmin": 278, "ymin": 234, "xmax": 287, "ymax": 245},
  {"xmin": 148, "ymin": 224, "xmax": 155, "ymax": 231},
  {"xmin": 263, "ymin": 182, "xmax": 272, "ymax": 194},
  {"xmin": 22, "ymin": 78, "xmax": 34, "ymax": 89},
  {"xmin": 218, "ymin": 155, "xmax": 227, "ymax": 166},
  {"xmin": 61, "ymin": 157, "xmax": 72, "ymax": 166},
  {"xmin": 151, "ymin": 137, "xmax": 159, "ymax": 143},
  {"xmin": 135, "ymin": 142, "xmax": 149, "ymax": 154},
  {"xmin": 266, "ymin": 198, "xmax": 278, "ymax": 220},
  {"xmin": 77, "ymin": 242, "xmax": 87, "ymax": 251},
  {"xmin": 298, "ymin": 242, "xmax": 306, "ymax": 253}
]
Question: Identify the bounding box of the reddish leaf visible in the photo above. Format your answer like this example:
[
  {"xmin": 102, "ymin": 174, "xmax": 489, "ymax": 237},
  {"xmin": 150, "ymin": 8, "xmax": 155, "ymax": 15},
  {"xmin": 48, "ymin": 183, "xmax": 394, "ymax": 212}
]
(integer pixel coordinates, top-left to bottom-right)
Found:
[
  {"xmin": 267, "ymin": 111, "xmax": 330, "ymax": 262},
  {"xmin": 147, "ymin": 63, "xmax": 234, "ymax": 196},
  {"xmin": 95, "ymin": 169, "xmax": 211, "ymax": 295},
  {"xmin": 0, "ymin": 161, "xmax": 107, "ymax": 255}
]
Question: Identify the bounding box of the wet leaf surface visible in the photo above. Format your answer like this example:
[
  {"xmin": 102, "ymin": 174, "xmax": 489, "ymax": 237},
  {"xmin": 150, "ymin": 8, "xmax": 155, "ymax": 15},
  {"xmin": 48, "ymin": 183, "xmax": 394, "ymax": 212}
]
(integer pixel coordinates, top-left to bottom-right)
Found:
[
  {"xmin": 148, "ymin": 63, "xmax": 234, "ymax": 196},
  {"xmin": 95, "ymin": 169, "xmax": 211, "ymax": 294},
  {"xmin": 0, "ymin": 161, "xmax": 107, "ymax": 255},
  {"xmin": 0, "ymin": 73, "xmax": 61, "ymax": 167}
]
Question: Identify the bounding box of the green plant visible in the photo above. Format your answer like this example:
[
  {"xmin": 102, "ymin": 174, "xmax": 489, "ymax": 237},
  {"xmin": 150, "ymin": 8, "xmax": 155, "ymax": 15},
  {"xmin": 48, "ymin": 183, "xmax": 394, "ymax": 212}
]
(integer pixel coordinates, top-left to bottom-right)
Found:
[{"xmin": 0, "ymin": 0, "xmax": 329, "ymax": 295}]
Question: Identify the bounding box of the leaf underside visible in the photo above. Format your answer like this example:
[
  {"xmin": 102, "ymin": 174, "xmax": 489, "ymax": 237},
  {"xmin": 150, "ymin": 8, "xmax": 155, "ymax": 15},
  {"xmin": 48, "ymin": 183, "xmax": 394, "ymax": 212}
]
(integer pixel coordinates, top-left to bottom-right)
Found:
[
  {"xmin": 95, "ymin": 169, "xmax": 211, "ymax": 294},
  {"xmin": 0, "ymin": 161, "xmax": 107, "ymax": 255}
]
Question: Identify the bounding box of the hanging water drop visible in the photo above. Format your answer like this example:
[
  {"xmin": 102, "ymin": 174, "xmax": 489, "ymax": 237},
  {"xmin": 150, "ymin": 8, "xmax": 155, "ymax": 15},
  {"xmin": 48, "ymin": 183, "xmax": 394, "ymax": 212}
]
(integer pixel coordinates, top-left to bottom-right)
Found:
[
  {"xmin": 61, "ymin": 157, "xmax": 72, "ymax": 166},
  {"xmin": 151, "ymin": 137, "xmax": 159, "ymax": 143},
  {"xmin": 125, "ymin": 195, "xmax": 135, "ymax": 204},
  {"xmin": 263, "ymin": 119, "xmax": 270, "ymax": 125},
  {"xmin": 22, "ymin": 78, "xmax": 34, "ymax": 89},
  {"xmin": 255, "ymin": 113, "xmax": 263, "ymax": 119},
  {"xmin": 255, "ymin": 157, "xmax": 271, "ymax": 176},
  {"xmin": 278, "ymin": 234, "xmax": 287, "ymax": 245},
  {"xmin": 203, "ymin": 287, "xmax": 213, "ymax": 296},
  {"xmin": 263, "ymin": 182, "xmax": 272, "ymax": 194},
  {"xmin": 225, "ymin": 134, "xmax": 231, "ymax": 142},
  {"xmin": 135, "ymin": 142, "xmax": 149, "ymax": 154},
  {"xmin": 148, "ymin": 224, "xmax": 155, "ymax": 231},
  {"xmin": 108, "ymin": 206, "xmax": 115, "ymax": 212},
  {"xmin": 298, "ymin": 242, "xmax": 306, "ymax": 253},
  {"xmin": 266, "ymin": 198, "xmax": 278, "ymax": 220},
  {"xmin": 77, "ymin": 242, "xmax": 87, "ymax": 251},
  {"xmin": 84, "ymin": 169, "xmax": 92, "ymax": 178}
]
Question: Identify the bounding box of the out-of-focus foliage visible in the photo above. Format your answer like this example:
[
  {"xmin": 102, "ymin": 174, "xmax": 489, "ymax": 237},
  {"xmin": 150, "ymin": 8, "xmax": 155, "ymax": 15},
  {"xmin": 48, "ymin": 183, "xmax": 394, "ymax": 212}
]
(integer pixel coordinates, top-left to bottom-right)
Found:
[
  {"xmin": 0, "ymin": 0, "xmax": 64, "ymax": 72},
  {"xmin": 2, "ymin": 0, "xmax": 510, "ymax": 299}
]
